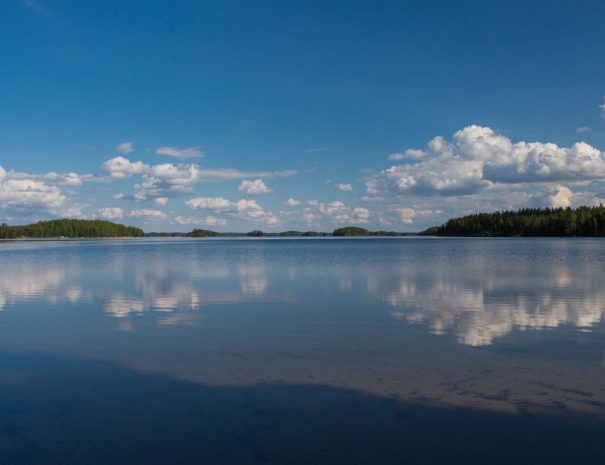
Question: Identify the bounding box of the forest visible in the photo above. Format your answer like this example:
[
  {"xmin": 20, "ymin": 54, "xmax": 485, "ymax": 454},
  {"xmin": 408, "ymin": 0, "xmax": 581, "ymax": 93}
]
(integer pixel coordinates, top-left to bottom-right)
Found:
[
  {"xmin": 0, "ymin": 219, "xmax": 144, "ymax": 238},
  {"xmin": 421, "ymin": 206, "xmax": 605, "ymax": 237}
]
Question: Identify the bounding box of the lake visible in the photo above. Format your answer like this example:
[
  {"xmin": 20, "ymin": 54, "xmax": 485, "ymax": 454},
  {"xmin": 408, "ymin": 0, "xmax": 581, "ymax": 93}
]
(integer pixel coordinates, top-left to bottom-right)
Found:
[{"xmin": 0, "ymin": 237, "xmax": 604, "ymax": 464}]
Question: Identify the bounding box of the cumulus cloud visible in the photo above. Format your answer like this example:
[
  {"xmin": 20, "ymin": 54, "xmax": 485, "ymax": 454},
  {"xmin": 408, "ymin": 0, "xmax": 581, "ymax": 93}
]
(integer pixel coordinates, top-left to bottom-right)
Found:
[
  {"xmin": 367, "ymin": 125, "xmax": 605, "ymax": 198},
  {"xmin": 285, "ymin": 198, "xmax": 302, "ymax": 206},
  {"xmin": 117, "ymin": 141, "xmax": 134, "ymax": 154},
  {"xmin": 155, "ymin": 146, "xmax": 204, "ymax": 158},
  {"xmin": 102, "ymin": 156, "xmax": 148, "ymax": 179},
  {"xmin": 101, "ymin": 156, "xmax": 300, "ymax": 201},
  {"xmin": 154, "ymin": 197, "xmax": 168, "ymax": 207},
  {"xmin": 185, "ymin": 196, "xmax": 278, "ymax": 225},
  {"xmin": 394, "ymin": 207, "xmax": 416, "ymax": 224},
  {"xmin": 0, "ymin": 178, "xmax": 65, "ymax": 210},
  {"xmin": 174, "ymin": 215, "xmax": 227, "ymax": 226},
  {"xmin": 97, "ymin": 207, "xmax": 125, "ymax": 219},
  {"xmin": 317, "ymin": 201, "xmax": 370, "ymax": 224},
  {"xmin": 545, "ymin": 185, "xmax": 573, "ymax": 208},
  {"xmin": 336, "ymin": 183, "xmax": 353, "ymax": 192},
  {"xmin": 127, "ymin": 209, "xmax": 167, "ymax": 220},
  {"xmin": 239, "ymin": 179, "xmax": 272, "ymax": 195}
]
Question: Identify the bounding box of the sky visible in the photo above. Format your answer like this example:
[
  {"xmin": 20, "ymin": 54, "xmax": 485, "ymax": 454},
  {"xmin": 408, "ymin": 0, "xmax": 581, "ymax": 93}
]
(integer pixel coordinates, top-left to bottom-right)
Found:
[{"xmin": 2, "ymin": 0, "xmax": 605, "ymax": 232}]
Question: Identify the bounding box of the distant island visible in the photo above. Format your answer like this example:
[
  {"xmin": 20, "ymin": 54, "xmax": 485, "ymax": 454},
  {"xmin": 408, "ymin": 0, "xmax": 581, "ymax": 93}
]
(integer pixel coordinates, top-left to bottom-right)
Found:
[
  {"xmin": 421, "ymin": 206, "xmax": 605, "ymax": 237},
  {"xmin": 146, "ymin": 227, "xmax": 410, "ymax": 238},
  {"xmin": 0, "ymin": 219, "xmax": 144, "ymax": 239},
  {"xmin": 6, "ymin": 208, "xmax": 605, "ymax": 239}
]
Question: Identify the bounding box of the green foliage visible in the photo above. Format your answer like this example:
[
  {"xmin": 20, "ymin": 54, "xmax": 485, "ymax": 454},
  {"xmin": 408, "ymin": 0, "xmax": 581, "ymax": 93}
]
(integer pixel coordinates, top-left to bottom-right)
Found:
[
  {"xmin": 189, "ymin": 229, "xmax": 221, "ymax": 237},
  {"xmin": 333, "ymin": 227, "xmax": 370, "ymax": 236},
  {"xmin": 247, "ymin": 230, "xmax": 264, "ymax": 237},
  {"xmin": 0, "ymin": 219, "xmax": 144, "ymax": 239},
  {"xmin": 421, "ymin": 206, "xmax": 605, "ymax": 237},
  {"xmin": 302, "ymin": 231, "xmax": 329, "ymax": 236},
  {"xmin": 279, "ymin": 230, "xmax": 302, "ymax": 236}
]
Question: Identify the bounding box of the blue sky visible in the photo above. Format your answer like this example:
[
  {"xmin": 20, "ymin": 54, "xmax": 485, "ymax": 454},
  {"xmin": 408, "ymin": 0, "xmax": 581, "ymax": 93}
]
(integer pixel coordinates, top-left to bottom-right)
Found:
[{"xmin": 2, "ymin": 0, "xmax": 605, "ymax": 231}]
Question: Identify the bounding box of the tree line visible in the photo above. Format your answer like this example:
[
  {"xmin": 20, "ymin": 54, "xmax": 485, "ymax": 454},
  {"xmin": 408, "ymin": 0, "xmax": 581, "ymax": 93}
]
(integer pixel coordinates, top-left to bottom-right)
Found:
[
  {"xmin": 421, "ymin": 206, "xmax": 605, "ymax": 237},
  {"xmin": 0, "ymin": 219, "xmax": 144, "ymax": 238}
]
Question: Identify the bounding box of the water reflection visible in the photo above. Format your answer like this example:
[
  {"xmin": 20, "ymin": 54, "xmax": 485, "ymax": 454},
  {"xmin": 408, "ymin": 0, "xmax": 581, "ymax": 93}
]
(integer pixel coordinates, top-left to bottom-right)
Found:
[
  {"xmin": 0, "ymin": 239, "xmax": 604, "ymax": 346},
  {"xmin": 374, "ymin": 268, "xmax": 605, "ymax": 346},
  {"xmin": 0, "ymin": 242, "xmax": 282, "ymax": 322}
]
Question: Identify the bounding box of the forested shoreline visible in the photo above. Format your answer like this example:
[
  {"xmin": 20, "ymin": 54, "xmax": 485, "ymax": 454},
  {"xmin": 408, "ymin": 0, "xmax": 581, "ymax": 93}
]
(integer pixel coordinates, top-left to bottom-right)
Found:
[
  {"xmin": 0, "ymin": 219, "xmax": 144, "ymax": 238},
  {"xmin": 421, "ymin": 206, "xmax": 605, "ymax": 237},
  {"xmin": 9, "ymin": 207, "xmax": 605, "ymax": 239}
]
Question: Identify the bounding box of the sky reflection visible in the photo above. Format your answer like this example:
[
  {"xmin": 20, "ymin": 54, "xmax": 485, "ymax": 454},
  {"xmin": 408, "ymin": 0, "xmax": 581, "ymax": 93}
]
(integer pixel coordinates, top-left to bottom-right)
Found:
[{"xmin": 0, "ymin": 238, "xmax": 604, "ymax": 346}]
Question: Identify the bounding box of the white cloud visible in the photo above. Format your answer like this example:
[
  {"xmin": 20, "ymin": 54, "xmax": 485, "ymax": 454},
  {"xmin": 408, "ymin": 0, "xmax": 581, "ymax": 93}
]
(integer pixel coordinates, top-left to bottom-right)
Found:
[
  {"xmin": 185, "ymin": 196, "xmax": 278, "ymax": 226},
  {"xmin": 117, "ymin": 141, "xmax": 134, "ymax": 154},
  {"xmin": 317, "ymin": 201, "xmax": 370, "ymax": 224},
  {"xmin": 394, "ymin": 207, "xmax": 416, "ymax": 224},
  {"xmin": 97, "ymin": 207, "xmax": 125, "ymax": 219},
  {"xmin": 546, "ymin": 185, "xmax": 573, "ymax": 208},
  {"xmin": 174, "ymin": 215, "xmax": 227, "ymax": 226},
  {"xmin": 367, "ymin": 125, "xmax": 605, "ymax": 198},
  {"xmin": 600, "ymin": 97, "xmax": 605, "ymax": 118},
  {"xmin": 286, "ymin": 198, "xmax": 302, "ymax": 206},
  {"xmin": 127, "ymin": 209, "xmax": 167, "ymax": 220},
  {"xmin": 239, "ymin": 179, "xmax": 272, "ymax": 195},
  {"xmin": 336, "ymin": 183, "xmax": 353, "ymax": 192},
  {"xmin": 154, "ymin": 197, "xmax": 168, "ymax": 207},
  {"xmin": 60, "ymin": 205, "xmax": 85, "ymax": 218},
  {"xmin": 236, "ymin": 199, "xmax": 262, "ymax": 212},
  {"xmin": 0, "ymin": 178, "xmax": 65, "ymax": 210},
  {"xmin": 113, "ymin": 193, "xmax": 125, "ymax": 200},
  {"xmin": 576, "ymin": 127, "xmax": 591, "ymax": 134},
  {"xmin": 156, "ymin": 146, "xmax": 204, "ymax": 158},
  {"xmin": 186, "ymin": 197, "xmax": 232, "ymax": 210},
  {"xmin": 102, "ymin": 156, "xmax": 300, "ymax": 201},
  {"xmin": 388, "ymin": 153, "xmax": 405, "ymax": 161},
  {"xmin": 102, "ymin": 156, "xmax": 148, "ymax": 179}
]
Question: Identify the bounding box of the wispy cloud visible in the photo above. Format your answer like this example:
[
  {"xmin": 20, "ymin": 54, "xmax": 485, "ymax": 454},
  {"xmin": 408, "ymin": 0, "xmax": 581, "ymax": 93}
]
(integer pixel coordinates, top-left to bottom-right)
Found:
[
  {"xmin": 305, "ymin": 147, "xmax": 329, "ymax": 153},
  {"xmin": 117, "ymin": 141, "xmax": 135, "ymax": 154},
  {"xmin": 21, "ymin": 0, "xmax": 47, "ymax": 15},
  {"xmin": 97, "ymin": 207, "xmax": 125, "ymax": 219},
  {"xmin": 156, "ymin": 146, "xmax": 204, "ymax": 158},
  {"xmin": 127, "ymin": 209, "xmax": 167, "ymax": 220},
  {"xmin": 336, "ymin": 183, "xmax": 353, "ymax": 192},
  {"xmin": 174, "ymin": 215, "xmax": 226, "ymax": 226}
]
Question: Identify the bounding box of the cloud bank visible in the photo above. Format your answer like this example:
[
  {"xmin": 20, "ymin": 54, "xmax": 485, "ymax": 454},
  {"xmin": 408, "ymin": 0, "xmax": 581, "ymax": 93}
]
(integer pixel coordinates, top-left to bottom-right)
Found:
[{"xmin": 367, "ymin": 125, "xmax": 605, "ymax": 197}]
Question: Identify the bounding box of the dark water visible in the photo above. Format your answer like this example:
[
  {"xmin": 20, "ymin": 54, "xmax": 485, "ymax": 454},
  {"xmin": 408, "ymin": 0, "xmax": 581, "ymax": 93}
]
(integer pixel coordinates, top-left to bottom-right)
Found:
[{"xmin": 0, "ymin": 237, "xmax": 604, "ymax": 464}]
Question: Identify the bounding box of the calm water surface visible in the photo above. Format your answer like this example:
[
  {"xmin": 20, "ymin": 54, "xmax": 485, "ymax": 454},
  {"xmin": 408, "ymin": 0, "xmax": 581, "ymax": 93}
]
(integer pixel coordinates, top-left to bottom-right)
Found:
[{"xmin": 0, "ymin": 238, "xmax": 604, "ymax": 464}]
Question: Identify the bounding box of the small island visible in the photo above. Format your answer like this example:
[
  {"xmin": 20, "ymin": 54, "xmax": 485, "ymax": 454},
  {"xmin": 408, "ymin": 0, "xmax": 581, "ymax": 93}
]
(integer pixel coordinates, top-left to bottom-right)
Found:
[
  {"xmin": 421, "ymin": 206, "xmax": 605, "ymax": 237},
  {"xmin": 0, "ymin": 219, "xmax": 144, "ymax": 239}
]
